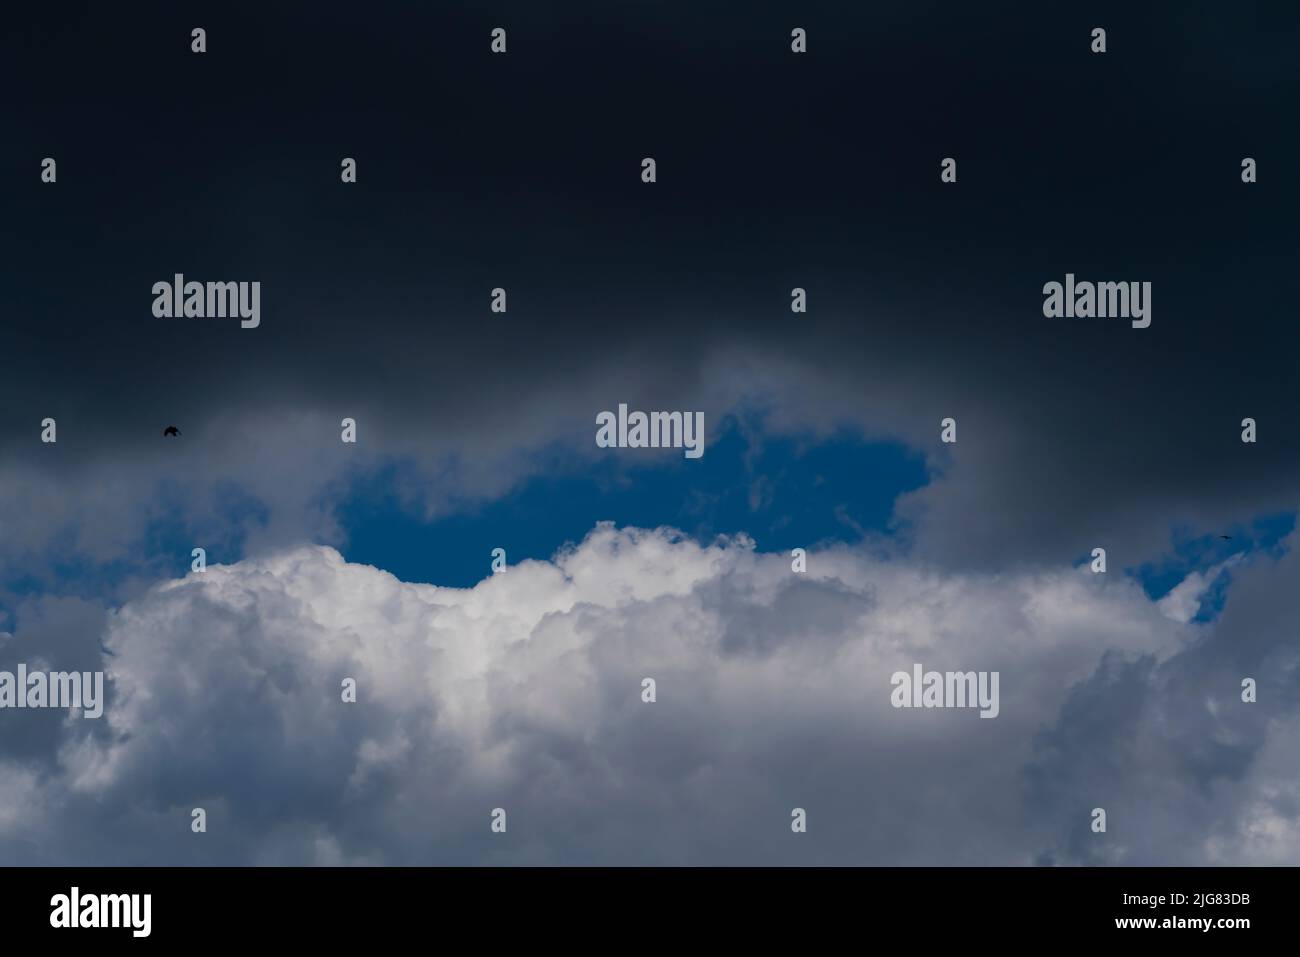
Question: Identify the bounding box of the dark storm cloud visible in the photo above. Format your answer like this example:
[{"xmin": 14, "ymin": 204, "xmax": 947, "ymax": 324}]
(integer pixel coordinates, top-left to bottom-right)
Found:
[{"xmin": 3, "ymin": 0, "xmax": 1297, "ymax": 571}]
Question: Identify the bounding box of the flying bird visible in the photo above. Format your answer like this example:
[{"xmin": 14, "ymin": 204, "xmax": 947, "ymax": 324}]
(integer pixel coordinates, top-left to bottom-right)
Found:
[
  {"xmin": 163, "ymin": 426, "xmax": 181, "ymax": 437},
  {"xmin": 1219, "ymin": 535, "xmax": 1232, "ymax": 540}
]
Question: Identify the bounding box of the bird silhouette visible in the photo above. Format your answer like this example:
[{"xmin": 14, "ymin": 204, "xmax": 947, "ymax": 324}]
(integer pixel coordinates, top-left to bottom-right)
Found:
[
  {"xmin": 163, "ymin": 426, "xmax": 181, "ymax": 437},
  {"xmin": 1219, "ymin": 535, "xmax": 1232, "ymax": 540}
]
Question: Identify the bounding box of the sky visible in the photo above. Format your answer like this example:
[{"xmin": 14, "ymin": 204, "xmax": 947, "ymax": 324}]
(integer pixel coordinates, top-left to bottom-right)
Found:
[{"xmin": 1, "ymin": 0, "xmax": 1298, "ymax": 865}]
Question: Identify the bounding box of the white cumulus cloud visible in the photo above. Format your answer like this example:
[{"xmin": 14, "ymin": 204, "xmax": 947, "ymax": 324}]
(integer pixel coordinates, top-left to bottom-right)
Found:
[{"xmin": 2, "ymin": 523, "xmax": 1295, "ymax": 865}]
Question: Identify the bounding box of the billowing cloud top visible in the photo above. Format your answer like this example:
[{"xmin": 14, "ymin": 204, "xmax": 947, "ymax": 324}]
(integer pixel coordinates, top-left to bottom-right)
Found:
[{"xmin": 3, "ymin": 523, "xmax": 1294, "ymax": 865}]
